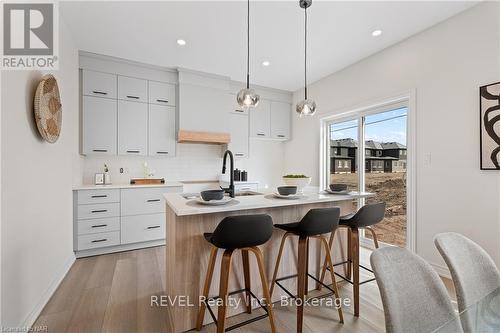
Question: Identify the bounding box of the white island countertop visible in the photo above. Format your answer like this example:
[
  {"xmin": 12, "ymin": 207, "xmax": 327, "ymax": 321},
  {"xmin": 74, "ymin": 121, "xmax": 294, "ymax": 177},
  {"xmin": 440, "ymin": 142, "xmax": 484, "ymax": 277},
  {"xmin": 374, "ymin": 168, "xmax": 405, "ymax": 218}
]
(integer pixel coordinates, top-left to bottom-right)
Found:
[
  {"xmin": 73, "ymin": 181, "xmax": 184, "ymax": 190},
  {"xmin": 164, "ymin": 189, "xmax": 374, "ymax": 216}
]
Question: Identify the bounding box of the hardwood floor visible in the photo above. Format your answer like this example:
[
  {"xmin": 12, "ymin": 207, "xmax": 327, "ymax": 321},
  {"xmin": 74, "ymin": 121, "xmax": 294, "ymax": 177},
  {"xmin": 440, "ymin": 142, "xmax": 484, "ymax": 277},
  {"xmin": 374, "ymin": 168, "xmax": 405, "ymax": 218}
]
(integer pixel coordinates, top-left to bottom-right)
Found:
[{"xmin": 34, "ymin": 246, "xmax": 387, "ymax": 332}]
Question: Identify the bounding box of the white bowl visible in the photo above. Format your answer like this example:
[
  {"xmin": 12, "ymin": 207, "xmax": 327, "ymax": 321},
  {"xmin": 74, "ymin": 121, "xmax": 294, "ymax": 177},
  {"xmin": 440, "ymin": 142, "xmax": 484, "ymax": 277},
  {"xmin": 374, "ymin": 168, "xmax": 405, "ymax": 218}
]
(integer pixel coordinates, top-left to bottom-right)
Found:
[{"xmin": 282, "ymin": 177, "xmax": 311, "ymax": 193}]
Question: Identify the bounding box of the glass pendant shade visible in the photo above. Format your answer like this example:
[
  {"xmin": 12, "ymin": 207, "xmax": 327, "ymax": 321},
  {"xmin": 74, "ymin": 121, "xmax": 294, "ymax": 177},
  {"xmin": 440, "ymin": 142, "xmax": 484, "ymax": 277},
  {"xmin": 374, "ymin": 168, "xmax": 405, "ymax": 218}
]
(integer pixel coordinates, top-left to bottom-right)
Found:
[
  {"xmin": 237, "ymin": 88, "xmax": 260, "ymax": 108},
  {"xmin": 296, "ymin": 99, "xmax": 316, "ymax": 116}
]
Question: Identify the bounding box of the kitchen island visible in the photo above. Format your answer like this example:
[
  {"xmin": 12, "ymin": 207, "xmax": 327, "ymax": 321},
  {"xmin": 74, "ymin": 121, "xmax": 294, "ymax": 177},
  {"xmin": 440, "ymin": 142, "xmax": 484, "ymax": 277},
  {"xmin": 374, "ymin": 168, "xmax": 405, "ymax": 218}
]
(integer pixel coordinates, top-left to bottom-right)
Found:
[{"xmin": 163, "ymin": 189, "xmax": 374, "ymax": 332}]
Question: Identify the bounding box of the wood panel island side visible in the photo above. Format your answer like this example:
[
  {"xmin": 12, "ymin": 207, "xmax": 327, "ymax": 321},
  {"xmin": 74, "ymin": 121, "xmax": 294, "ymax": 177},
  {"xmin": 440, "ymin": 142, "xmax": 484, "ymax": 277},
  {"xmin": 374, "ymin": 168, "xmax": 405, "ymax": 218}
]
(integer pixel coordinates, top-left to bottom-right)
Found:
[{"xmin": 163, "ymin": 190, "xmax": 374, "ymax": 332}]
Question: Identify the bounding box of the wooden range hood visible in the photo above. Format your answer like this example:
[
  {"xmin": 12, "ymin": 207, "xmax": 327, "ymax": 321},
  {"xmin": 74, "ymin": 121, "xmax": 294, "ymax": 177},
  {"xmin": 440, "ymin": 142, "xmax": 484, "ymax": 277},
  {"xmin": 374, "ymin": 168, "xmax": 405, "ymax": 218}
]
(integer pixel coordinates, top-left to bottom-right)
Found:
[{"xmin": 177, "ymin": 130, "xmax": 230, "ymax": 145}]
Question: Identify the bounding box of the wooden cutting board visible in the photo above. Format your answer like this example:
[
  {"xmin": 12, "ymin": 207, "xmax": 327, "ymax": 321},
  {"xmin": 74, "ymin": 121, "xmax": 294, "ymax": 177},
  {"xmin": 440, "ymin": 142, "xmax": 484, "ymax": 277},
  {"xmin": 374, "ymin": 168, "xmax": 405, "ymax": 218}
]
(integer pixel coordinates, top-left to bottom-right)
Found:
[{"xmin": 130, "ymin": 178, "xmax": 165, "ymax": 185}]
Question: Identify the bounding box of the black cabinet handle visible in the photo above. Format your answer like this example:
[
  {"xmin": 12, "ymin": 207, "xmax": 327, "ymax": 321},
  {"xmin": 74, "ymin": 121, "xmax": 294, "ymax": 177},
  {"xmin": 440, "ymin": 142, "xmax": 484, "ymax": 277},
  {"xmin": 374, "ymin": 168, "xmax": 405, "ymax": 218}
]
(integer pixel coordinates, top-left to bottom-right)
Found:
[
  {"xmin": 93, "ymin": 149, "xmax": 108, "ymax": 152},
  {"xmin": 126, "ymin": 150, "xmax": 140, "ymax": 153},
  {"xmin": 91, "ymin": 238, "xmax": 107, "ymax": 243},
  {"xmin": 91, "ymin": 209, "xmax": 107, "ymax": 213},
  {"xmin": 92, "ymin": 91, "xmax": 107, "ymax": 95},
  {"xmin": 235, "ymin": 109, "xmax": 244, "ymax": 113},
  {"xmin": 147, "ymin": 199, "xmax": 161, "ymax": 202},
  {"xmin": 235, "ymin": 153, "xmax": 244, "ymax": 157},
  {"xmin": 156, "ymin": 99, "xmax": 168, "ymax": 103},
  {"xmin": 91, "ymin": 195, "xmax": 107, "ymax": 198},
  {"xmin": 91, "ymin": 224, "xmax": 107, "ymax": 228},
  {"xmin": 277, "ymin": 135, "xmax": 286, "ymax": 138},
  {"xmin": 126, "ymin": 95, "xmax": 140, "ymax": 99},
  {"xmin": 257, "ymin": 133, "xmax": 265, "ymax": 136},
  {"xmin": 156, "ymin": 151, "xmax": 169, "ymax": 154},
  {"xmin": 147, "ymin": 226, "xmax": 161, "ymax": 229}
]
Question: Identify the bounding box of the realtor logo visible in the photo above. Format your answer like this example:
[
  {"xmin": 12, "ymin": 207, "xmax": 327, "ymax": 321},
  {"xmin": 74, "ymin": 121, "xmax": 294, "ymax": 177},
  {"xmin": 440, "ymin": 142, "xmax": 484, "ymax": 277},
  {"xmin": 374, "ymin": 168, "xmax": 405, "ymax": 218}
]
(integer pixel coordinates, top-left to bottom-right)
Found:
[{"xmin": 1, "ymin": 2, "xmax": 58, "ymax": 69}]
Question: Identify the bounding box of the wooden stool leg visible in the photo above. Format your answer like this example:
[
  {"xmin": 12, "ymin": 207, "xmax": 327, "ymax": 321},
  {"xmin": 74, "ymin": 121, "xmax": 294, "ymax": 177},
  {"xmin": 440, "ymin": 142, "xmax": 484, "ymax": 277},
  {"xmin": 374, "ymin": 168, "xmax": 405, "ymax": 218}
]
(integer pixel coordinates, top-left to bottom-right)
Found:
[
  {"xmin": 319, "ymin": 229, "xmax": 337, "ymax": 290},
  {"xmin": 305, "ymin": 237, "xmax": 309, "ymax": 295},
  {"xmin": 297, "ymin": 236, "xmax": 308, "ymax": 333},
  {"xmin": 241, "ymin": 249, "xmax": 252, "ymax": 314},
  {"xmin": 217, "ymin": 249, "xmax": 234, "ymax": 333},
  {"xmin": 249, "ymin": 247, "xmax": 277, "ymax": 333},
  {"xmin": 364, "ymin": 226, "xmax": 380, "ymax": 249},
  {"xmin": 270, "ymin": 232, "xmax": 291, "ymax": 297},
  {"xmin": 351, "ymin": 227, "xmax": 360, "ymax": 317},
  {"xmin": 320, "ymin": 236, "xmax": 344, "ymax": 324},
  {"xmin": 196, "ymin": 246, "xmax": 218, "ymax": 330}
]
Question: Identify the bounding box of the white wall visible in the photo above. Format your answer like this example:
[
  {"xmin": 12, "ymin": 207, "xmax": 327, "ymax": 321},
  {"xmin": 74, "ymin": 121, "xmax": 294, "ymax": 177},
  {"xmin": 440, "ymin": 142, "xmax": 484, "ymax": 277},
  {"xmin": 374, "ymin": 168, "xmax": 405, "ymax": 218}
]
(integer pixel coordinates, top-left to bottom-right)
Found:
[
  {"xmin": 81, "ymin": 138, "xmax": 285, "ymax": 190},
  {"xmin": 0, "ymin": 17, "xmax": 80, "ymax": 327},
  {"xmin": 285, "ymin": 3, "xmax": 500, "ymax": 269}
]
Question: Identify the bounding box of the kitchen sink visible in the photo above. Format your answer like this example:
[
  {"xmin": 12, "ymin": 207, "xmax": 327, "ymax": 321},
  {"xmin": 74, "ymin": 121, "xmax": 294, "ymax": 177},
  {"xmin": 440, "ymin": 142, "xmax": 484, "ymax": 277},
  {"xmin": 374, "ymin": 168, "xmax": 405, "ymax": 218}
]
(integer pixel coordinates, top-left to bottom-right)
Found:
[{"xmin": 235, "ymin": 191, "xmax": 263, "ymax": 196}]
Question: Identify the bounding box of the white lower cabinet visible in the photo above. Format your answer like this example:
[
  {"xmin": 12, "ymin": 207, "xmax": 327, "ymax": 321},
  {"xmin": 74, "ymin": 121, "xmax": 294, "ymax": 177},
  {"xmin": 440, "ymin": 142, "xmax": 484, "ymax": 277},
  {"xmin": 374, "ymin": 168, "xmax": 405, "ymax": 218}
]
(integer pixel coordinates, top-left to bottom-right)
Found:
[
  {"xmin": 121, "ymin": 214, "xmax": 165, "ymax": 244},
  {"xmin": 77, "ymin": 231, "xmax": 120, "ymax": 251},
  {"xmin": 73, "ymin": 185, "xmax": 182, "ymax": 257}
]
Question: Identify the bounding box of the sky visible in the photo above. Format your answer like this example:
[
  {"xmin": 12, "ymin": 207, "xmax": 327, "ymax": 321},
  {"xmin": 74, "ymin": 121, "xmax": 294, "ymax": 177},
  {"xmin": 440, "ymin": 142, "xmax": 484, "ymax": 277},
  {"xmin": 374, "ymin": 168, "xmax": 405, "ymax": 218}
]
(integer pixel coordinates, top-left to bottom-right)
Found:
[{"xmin": 330, "ymin": 107, "xmax": 407, "ymax": 145}]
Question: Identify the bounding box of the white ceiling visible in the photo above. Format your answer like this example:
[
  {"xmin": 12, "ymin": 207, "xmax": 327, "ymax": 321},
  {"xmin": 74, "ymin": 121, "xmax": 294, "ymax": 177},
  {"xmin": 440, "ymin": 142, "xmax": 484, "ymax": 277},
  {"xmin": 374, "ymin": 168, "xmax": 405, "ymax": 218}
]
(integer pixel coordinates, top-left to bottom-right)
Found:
[{"xmin": 61, "ymin": 1, "xmax": 477, "ymax": 91}]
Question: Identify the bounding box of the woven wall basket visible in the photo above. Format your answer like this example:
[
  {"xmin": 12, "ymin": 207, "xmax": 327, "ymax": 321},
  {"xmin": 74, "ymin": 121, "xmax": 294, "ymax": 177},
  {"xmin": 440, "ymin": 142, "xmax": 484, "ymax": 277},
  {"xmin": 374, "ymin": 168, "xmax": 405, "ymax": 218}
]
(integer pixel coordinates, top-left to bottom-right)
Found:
[{"xmin": 34, "ymin": 74, "xmax": 62, "ymax": 143}]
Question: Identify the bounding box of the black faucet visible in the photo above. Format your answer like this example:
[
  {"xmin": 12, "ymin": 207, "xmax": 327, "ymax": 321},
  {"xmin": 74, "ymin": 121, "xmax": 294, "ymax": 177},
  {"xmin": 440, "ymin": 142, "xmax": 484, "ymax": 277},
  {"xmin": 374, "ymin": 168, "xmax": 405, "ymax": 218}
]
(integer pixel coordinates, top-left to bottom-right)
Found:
[{"xmin": 221, "ymin": 150, "xmax": 235, "ymax": 198}]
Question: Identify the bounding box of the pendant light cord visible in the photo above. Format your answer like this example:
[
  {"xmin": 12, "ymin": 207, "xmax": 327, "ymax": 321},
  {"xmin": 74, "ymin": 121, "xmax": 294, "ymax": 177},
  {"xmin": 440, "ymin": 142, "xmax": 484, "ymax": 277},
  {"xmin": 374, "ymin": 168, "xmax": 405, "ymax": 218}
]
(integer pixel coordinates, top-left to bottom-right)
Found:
[
  {"xmin": 246, "ymin": 0, "xmax": 250, "ymax": 89},
  {"xmin": 304, "ymin": 6, "xmax": 308, "ymax": 100}
]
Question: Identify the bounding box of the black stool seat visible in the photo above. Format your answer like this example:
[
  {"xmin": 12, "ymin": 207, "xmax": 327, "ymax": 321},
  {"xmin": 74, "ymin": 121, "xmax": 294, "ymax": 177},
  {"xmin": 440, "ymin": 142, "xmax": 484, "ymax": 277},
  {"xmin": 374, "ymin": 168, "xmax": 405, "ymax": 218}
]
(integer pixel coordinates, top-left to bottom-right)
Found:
[
  {"xmin": 338, "ymin": 203, "xmax": 385, "ymax": 228},
  {"xmin": 204, "ymin": 214, "xmax": 273, "ymax": 249},
  {"xmin": 274, "ymin": 207, "xmax": 341, "ymax": 237}
]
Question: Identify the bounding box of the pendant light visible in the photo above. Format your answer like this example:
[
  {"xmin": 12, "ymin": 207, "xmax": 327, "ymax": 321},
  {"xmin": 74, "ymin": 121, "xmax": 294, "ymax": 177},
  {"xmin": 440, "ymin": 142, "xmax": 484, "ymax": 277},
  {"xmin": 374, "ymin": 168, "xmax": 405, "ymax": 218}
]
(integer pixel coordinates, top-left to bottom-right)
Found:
[
  {"xmin": 237, "ymin": 0, "xmax": 260, "ymax": 109},
  {"xmin": 296, "ymin": 0, "xmax": 316, "ymax": 116}
]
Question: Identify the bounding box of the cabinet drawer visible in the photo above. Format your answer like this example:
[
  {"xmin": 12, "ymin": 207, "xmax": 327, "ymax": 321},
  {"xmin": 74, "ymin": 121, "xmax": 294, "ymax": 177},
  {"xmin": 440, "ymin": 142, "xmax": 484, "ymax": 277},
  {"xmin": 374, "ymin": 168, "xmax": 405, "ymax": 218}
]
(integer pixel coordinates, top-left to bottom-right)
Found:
[
  {"xmin": 82, "ymin": 70, "xmax": 117, "ymax": 99},
  {"xmin": 77, "ymin": 203, "xmax": 120, "ymax": 220},
  {"xmin": 77, "ymin": 231, "xmax": 120, "ymax": 250},
  {"xmin": 121, "ymin": 214, "xmax": 165, "ymax": 244},
  {"xmin": 118, "ymin": 76, "xmax": 148, "ymax": 103},
  {"xmin": 120, "ymin": 187, "xmax": 171, "ymax": 216},
  {"xmin": 77, "ymin": 217, "xmax": 120, "ymax": 235},
  {"xmin": 77, "ymin": 189, "xmax": 120, "ymax": 205},
  {"xmin": 149, "ymin": 81, "xmax": 176, "ymax": 106}
]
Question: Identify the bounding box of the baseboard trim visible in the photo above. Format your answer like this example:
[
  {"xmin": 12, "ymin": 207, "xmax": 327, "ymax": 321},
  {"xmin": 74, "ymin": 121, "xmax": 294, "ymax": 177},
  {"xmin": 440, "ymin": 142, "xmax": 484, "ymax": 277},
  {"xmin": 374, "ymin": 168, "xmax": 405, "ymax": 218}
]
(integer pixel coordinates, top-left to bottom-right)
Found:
[
  {"xmin": 20, "ymin": 254, "xmax": 75, "ymax": 329},
  {"xmin": 75, "ymin": 239, "xmax": 165, "ymax": 258}
]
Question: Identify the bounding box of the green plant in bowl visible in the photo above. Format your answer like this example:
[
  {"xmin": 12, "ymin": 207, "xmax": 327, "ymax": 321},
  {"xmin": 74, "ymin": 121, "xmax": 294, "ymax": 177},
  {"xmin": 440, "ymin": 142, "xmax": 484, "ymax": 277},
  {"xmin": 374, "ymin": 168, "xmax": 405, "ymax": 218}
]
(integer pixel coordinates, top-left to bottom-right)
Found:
[{"xmin": 283, "ymin": 174, "xmax": 309, "ymax": 178}]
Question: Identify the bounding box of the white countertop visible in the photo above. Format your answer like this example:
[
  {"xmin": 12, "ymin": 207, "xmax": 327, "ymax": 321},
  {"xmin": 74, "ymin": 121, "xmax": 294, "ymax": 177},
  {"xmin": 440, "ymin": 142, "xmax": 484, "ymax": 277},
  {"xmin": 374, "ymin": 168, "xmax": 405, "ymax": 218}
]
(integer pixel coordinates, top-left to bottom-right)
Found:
[
  {"xmin": 73, "ymin": 181, "xmax": 184, "ymax": 190},
  {"xmin": 164, "ymin": 189, "xmax": 374, "ymax": 216}
]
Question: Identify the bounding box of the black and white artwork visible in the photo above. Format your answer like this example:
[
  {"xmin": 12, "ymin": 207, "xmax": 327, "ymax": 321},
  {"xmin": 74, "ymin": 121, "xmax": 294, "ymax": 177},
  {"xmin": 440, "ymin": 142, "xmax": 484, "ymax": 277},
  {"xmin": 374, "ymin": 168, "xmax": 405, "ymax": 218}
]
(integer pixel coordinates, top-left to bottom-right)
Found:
[{"xmin": 480, "ymin": 82, "xmax": 500, "ymax": 170}]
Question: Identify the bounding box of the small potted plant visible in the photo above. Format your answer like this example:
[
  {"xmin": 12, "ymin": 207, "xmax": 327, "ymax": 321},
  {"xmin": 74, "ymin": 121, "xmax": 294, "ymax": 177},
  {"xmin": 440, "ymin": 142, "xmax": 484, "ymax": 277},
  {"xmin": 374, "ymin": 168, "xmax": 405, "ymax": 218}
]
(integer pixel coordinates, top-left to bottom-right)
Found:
[{"xmin": 282, "ymin": 174, "xmax": 312, "ymax": 193}]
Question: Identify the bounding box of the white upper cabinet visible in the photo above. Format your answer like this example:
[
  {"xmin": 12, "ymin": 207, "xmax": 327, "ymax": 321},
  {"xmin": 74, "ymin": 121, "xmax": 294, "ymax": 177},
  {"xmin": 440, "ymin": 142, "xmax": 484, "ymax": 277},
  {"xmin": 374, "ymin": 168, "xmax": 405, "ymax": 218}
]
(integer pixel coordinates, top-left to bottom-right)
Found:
[
  {"xmin": 149, "ymin": 105, "xmax": 176, "ymax": 156},
  {"xmin": 228, "ymin": 113, "xmax": 249, "ymax": 158},
  {"xmin": 271, "ymin": 101, "xmax": 291, "ymax": 140},
  {"xmin": 82, "ymin": 96, "xmax": 117, "ymax": 155},
  {"xmin": 118, "ymin": 76, "xmax": 148, "ymax": 103},
  {"xmin": 149, "ymin": 81, "xmax": 176, "ymax": 106},
  {"xmin": 249, "ymin": 99, "xmax": 271, "ymax": 138},
  {"xmin": 82, "ymin": 70, "xmax": 117, "ymax": 99},
  {"xmin": 118, "ymin": 100, "xmax": 148, "ymax": 155}
]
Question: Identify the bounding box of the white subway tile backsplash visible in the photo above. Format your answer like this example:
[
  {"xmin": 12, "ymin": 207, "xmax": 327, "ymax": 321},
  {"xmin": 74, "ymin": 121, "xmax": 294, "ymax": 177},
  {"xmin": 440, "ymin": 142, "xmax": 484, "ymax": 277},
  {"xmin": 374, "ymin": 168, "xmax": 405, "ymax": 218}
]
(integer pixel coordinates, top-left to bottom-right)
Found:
[{"xmin": 81, "ymin": 140, "xmax": 285, "ymax": 188}]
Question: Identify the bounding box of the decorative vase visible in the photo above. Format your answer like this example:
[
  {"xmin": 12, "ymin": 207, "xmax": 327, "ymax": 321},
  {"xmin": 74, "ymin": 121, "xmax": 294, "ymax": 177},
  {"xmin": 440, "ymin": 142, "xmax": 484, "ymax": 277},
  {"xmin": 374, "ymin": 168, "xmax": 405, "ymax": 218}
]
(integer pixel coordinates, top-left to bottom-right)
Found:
[{"xmin": 104, "ymin": 172, "xmax": 111, "ymax": 185}]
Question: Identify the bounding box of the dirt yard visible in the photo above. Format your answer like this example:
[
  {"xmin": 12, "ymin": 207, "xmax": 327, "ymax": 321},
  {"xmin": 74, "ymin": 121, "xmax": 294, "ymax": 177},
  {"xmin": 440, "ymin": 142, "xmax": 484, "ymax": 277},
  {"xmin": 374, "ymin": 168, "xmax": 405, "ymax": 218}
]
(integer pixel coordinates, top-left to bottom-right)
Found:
[{"xmin": 331, "ymin": 172, "xmax": 407, "ymax": 247}]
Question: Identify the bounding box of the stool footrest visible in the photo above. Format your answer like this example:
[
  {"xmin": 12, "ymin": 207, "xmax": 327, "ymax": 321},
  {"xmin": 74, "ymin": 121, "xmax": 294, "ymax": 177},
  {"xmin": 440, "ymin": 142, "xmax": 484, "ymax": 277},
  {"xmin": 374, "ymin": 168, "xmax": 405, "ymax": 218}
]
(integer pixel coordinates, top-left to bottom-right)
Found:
[
  {"xmin": 274, "ymin": 272, "xmax": 341, "ymax": 303},
  {"xmin": 204, "ymin": 288, "xmax": 269, "ymax": 332},
  {"xmin": 327, "ymin": 261, "xmax": 376, "ymax": 285}
]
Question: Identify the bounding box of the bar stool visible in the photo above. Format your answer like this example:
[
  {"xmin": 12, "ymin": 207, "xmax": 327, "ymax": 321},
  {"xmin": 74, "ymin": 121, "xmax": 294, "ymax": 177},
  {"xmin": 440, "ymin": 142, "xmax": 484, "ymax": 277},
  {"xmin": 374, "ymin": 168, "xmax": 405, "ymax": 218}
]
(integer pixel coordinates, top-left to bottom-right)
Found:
[
  {"xmin": 270, "ymin": 208, "xmax": 344, "ymax": 333},
  {"xmin": 196, "ymin": 214, "xmax": 276, "ymax": 333},
  {"xmin": 319, "ymin": 202, "xmax": 386, "ymax": 317}
]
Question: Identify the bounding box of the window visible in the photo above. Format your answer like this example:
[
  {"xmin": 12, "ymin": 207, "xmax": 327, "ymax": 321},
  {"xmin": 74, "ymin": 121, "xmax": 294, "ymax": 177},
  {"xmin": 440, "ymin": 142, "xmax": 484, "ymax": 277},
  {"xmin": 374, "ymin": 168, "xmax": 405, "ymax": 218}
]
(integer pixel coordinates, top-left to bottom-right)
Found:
[
  {"xmin": 325, "ymin": 106, "xmax": 408, "ymax": 247},
  {"xmin": 338, "ymin": 161, "xmax": 342, "ymax": 168}
]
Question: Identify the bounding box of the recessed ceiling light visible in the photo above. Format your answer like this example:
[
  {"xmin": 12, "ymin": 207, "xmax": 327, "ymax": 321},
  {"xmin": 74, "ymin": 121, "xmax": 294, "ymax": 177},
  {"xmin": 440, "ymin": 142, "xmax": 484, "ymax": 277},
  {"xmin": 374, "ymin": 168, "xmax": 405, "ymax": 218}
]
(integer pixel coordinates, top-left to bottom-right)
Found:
[
  {"xmin": 262, "ymin": 61, "xmax": 271, "ymax": 67},
  {"xmin": 176, "ymin": 39, "xmax": 186, "ymax": 46},
  {"xmin": 371, "ymin": 29, "xmax": 383, "ymax": 37}
]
